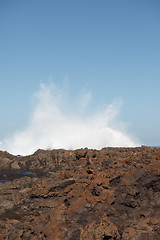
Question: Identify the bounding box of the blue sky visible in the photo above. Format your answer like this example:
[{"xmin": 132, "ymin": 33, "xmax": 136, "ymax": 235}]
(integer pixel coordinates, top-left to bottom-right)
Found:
[{"xmin": 0, "ymin": 0, "xmax": 160, "ymax": 151}]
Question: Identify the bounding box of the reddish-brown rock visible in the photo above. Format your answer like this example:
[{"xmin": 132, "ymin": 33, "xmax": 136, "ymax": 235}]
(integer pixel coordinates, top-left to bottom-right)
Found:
[{"xmin": 0, "ymin": 146, "xmax": 160, "ymax": 239}]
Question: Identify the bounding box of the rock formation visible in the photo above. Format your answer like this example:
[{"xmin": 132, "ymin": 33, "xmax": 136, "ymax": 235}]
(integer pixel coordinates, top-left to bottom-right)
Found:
[{"xmin": 0, "ymin": 146, "xmax": 160, "ymax": 239}]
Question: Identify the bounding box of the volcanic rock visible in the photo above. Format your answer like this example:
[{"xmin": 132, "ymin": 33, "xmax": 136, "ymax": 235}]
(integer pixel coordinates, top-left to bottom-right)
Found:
[{"xmin": 0, "ymin": 146, "xmax": 160, "ymax": 239}]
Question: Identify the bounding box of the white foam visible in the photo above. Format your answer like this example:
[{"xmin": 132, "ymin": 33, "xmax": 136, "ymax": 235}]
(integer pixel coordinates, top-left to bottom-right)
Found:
[{"xmin": 0, "ymin": 82, "xmax": 139, "ymax": 155}]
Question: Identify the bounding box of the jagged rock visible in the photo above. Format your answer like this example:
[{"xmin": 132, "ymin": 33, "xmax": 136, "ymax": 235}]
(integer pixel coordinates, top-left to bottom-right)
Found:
[{"xmin": 0, "ymin": 147, "xmax": 160, "ymax": 239}]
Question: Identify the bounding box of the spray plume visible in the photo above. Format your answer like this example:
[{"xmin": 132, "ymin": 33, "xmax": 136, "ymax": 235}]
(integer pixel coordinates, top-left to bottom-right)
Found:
[{"xmin": 0, "ymin": 82, "xmax": 138, "ymax": 155}]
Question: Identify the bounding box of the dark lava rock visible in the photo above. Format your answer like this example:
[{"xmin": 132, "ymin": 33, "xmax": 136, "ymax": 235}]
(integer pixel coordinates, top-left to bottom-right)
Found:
[{"xmin": 0, "ymin": 147, "xmax": 160, "ymax": 239}]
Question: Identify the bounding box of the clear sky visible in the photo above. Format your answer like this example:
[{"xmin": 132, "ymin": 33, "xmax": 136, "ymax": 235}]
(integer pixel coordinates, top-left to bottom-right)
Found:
[{"xmin": 0, "ymin": 0, "xmax": 160, "ymax": 154}]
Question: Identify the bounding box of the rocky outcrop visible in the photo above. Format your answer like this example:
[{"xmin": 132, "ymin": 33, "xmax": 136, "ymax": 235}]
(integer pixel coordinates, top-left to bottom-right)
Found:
[{"xmin": 0, "ymin": 146, "xmax": 160, "ymax": 239}]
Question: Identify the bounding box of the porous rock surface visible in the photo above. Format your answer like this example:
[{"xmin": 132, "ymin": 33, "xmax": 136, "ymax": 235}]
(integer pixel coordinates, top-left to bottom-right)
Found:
[{"xmin": 0, "ymin": 146, "xmax": 160, "ymax": 239}]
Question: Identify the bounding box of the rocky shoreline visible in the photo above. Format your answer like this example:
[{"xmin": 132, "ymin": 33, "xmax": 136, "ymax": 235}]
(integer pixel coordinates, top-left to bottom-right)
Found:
[{"xmin": 0, "ymin": 146, "xmax": 160, "ymax": 239}]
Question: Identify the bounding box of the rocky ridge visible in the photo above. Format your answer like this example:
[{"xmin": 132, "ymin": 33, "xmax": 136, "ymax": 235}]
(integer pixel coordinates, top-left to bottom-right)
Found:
[{"xmin": 0, "ymin": 146, "xmax": 160, "ymax": 239}]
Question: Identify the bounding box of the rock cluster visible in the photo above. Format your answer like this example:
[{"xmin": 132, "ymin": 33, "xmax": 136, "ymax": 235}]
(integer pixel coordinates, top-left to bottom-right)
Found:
[{"xmin": 0, "ymin": 146, "xmax": 160, "ymax": 239}]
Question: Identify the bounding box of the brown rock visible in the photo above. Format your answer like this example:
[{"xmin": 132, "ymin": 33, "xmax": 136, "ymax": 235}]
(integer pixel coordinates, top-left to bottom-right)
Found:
[{"xmin": 0, "ymin": 146, "xmax": 160, "ymax": 239}]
